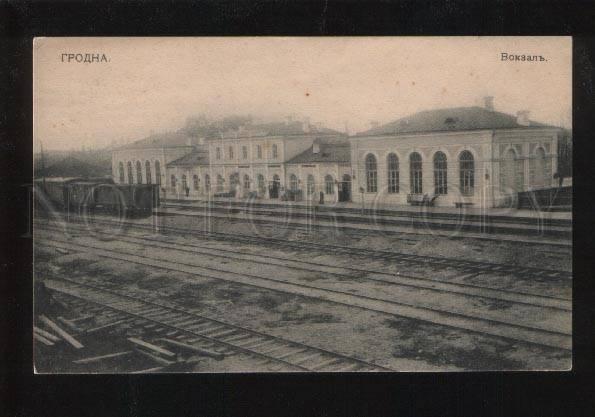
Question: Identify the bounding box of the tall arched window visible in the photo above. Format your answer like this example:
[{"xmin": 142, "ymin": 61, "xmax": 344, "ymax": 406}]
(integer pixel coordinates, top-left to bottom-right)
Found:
[
  {"xmin": 181, "ymin": 174, "xmax": 187, "ymax": 190},
  {"xmin": 155, "ymin": 160, "xmax": 161, "ymax": 185},
  {"xmin": 387, "ymin": 153, "xmax": 399, "ymax": 193},
  {"xmin": 459, "ymin": 151, "xmax": 475, "ymax": 196},
  {"xmin": 205, "ymin": 174, "xmax": 211, "ymax": 192},
  {"xmin": 365, "ymin": 154, "xmax": 377, "ymax": 193},
  {"xmin": 193, "ymin": 174, "xmax": 199, "ymax": 191},
  {"xmin": 230, "ymin": 173, "xmax": 239, "ymax": 189},
  {"xmin": 242, "ymin": 146, "xmax": 248, "ymax": 159},
  {"xmin": 127, "ymin": 162, "xmax": 134, "ymax": 184},
  {"xmin": 118, "ymin": 162, "xmax": 125, "ymax": 183},
  {"xmin": 500, "ymin": 148, "xmax": 523, "ymax": 191},
  {"xmin": 433, "ymin": 152, "xmax": 447, "ymax": 195},
  {"xmin": 136, "ymin": 161, "xmax": 143, "ymax": 184},
  {"xmin": 272, "ymin": 144, "xmax": 278, "ymax": 159},
  {"xmin": 243, "ymin": 174, "xmax": 250, "ymax": 190},
  {"xmin": 257, "ymin": 174, "xmax": 265, "ymax": 195},
  {"xmin": 325, "ymin": 175, "xmax": 334, "ymax": 194},
  {"xmin": 410, "ymin": 152, "xmax": 423, "ymax": 194},
  {"xmin": 530, "ymin": 147, "xmax": 550, "ymax": 188},
  {"xmin": 289, "ymin": 174, "xmax": 298, "ymax": 191},
  {"xmin": 145, "ymin": 161, "xmax": 152, "ymax": 184},
  {"xmin": 170, "ymin": 175, "xmax": 177, "ymax": 188},
  {"xmin": 256, "ymin": 145, "xmax": 262, "ymax": 159},
  {"xmin": 216, "ymin": 175, "xmax": 224, "ymax": 191},
  {"xmin": 216, "ymin": 147, "xmax": 221, "ymax": 160},
  {"xmin": 228, "ymin": 146, "xmax": 234, "ymax": 159},
  {"xmin": 307, "ymin": 174, "xmax": 315, "ymax": 195}
]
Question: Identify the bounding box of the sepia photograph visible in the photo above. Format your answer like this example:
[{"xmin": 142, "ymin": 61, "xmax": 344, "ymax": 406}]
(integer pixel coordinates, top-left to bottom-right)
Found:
[{"xmin": 32, "ymin": 36, "xmax": 572, "ymax": 373}]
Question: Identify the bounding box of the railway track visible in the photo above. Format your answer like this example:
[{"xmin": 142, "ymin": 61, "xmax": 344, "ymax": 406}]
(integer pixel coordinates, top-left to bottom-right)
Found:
[
  {"xmin": 37, "ymin": 215, "xmax": 573, "ymax": 281},
  {"xmin": 36, "ymin": 233, "xmax": 572, "ymax": 351},
  {"xmin": 45, "ymin": 276, "xmax": 391, "ymax": 372},
  {"xmin": 37, "ymin": 221, "xmax": 571, "ymax": 310}
]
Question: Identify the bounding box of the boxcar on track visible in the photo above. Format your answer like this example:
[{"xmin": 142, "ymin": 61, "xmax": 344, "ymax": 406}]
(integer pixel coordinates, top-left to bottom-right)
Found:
[{"xmin": 35, "ymin": 177, "xmax": 160, "ymax": 217}]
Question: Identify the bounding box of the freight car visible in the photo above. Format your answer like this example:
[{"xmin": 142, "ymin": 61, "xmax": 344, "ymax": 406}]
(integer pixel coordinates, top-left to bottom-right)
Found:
[{"xmin": 35, "ymin": 177, "xmax": 160, "ymax": 217}]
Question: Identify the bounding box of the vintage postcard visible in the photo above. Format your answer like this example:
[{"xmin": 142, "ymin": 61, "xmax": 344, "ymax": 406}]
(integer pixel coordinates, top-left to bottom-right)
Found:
[{"xmin": 33, "ymin": 37, "xmax": 572, "ymax": 373}]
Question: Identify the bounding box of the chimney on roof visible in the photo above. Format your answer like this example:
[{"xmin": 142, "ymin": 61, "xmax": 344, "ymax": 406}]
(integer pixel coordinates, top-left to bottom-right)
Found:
[
  {"xmin": 312, "ymin": 139, "xmax": 320, "ymax": 154},
  {"xmin": 516, "ymin": 110, "xmax": 531, "ymax": 126},
  {"xmin": 483, "ymin": 96, "xmax": 494, "ymax": 111}
]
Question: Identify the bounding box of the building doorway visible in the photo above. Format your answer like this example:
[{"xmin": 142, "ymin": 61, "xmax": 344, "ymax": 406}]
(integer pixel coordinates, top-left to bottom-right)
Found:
[
  {"xmin": 338, "ymin": 174, "xmax": 351, "ymax": 202},
  {"xmin": 269, "ymin": 174, "xmax": 280, "ymax": 198}
]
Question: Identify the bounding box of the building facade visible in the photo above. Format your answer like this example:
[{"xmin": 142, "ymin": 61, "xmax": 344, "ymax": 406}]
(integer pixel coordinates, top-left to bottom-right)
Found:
[
  {"xmin": 350, "ymin": 101, "xmax": 561, "ymax": 208},
  {"xmin": 111, "ymin": 100, "xmax": 564, "ymax": 209}
]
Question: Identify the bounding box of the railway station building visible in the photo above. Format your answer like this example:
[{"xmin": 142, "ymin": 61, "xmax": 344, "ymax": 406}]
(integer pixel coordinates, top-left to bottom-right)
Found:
[
  {"xmin": 285, "ymin": 137, "xmax": 352, "ymax": 203},
  {"xmin": 202, "ymin": 120, "xmax": 345, "ymax": 199},
  {"xmin": 111, "ymin": 98, "xmax": 565, "ymax": 208},
  {"xmin": 111, "ymin": 131, "xmax": 201, "ymax": 189},
  {"xmin": 350, "ymin": 97, "xmax": 563, "ymax": 208}
]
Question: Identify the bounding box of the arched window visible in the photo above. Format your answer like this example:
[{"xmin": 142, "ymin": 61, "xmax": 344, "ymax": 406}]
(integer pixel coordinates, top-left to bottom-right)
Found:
[
  {"xmin": 365, "ymin": 154, "xmax": 377, "ymax": 193},
  {"xmin": 530, "ymin": 147, "xmax": 550, "ymax": 188},
  {"xmin": 216, "ymin": 147, "xmax": 221, "ymax": 160},
  {"xmin": 127, "ymin": 162, "xmax": 134, "ymax": 184},
  {"xmin": 289, "ymin": 174, "xmax": 298, "ymax": 191},
  {"xmin": 459, "ymin": 151, "xmax": 475, "ymax": 196},
  {"xmin": 193, "ymin": 174, "xmax": 199, "ymax": 191},
  {"xmin": 155, "ymin": 160, "xmax": 161, "ymax": 185},
  {"xmin": 410, "ymin": 152, "xmax": 423, "ymax": 194},
  {"xmin": 145, "ymin": 161, "xmax": 152, "ymax": 184},
  {"xmin": 243, "ymin": 174, "xmax": 250, "ymax": 190},
  {"xmin": 230, "ymin": 173, "xmax": 239, "ymax": 189},
  {"xmin": 433, "ymin": 152, "xmax": 447, "ymax": 195},
  {"xmin": 242, "ymin": 146, "xmax": 248, "ymax": 159},
  {"xmin": 307, "ymin": 174, "xmax": 315, "ymax": 195},
  {"xmin": 228, "ymin": 146, "xmax": 234, "ymax": 159},
  {"xmin": 181, "ymin": 174, "xmax": 187, "ymax": 190},
  {"xmin": 257, "ymin": 174, "xmax": 265, "ymax": 195},
  {"xmin": 216, "ymin": 174, "xmax": 224, "ymax": 191},
  {"xmin": 500, "ymin": 148, "xmax": 524, "ymax": 191},
  {"xmin": 256, "ymin": 145, "xmax": 262, "ymax": 159},
  {"xmin": 205, "ymin": 174, "xmax": 211, "ymax": 192},
  {"xmin": 136, "ymin": 161, "xmax": 143, "ymax": 184},
  {"xmin": 118, "ymin": 162, "xmax": 125, "ymax": 183},
  {"xmin": 170, "ymin": 175, "xmax": 177, "ymax": 188},
  {"xmin": 272, "ymin": 144, "xmax": 278, "ymax": 159},
  {"xmin": 387, "ymin": 153, "xmax": 399, "ymax": 193},
  {"xmin": 325, "ymin": 175, "xmax": 334, "ymax": 194}
]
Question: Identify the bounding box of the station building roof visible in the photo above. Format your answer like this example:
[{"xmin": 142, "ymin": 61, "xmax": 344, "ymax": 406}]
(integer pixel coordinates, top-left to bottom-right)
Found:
[
  {"xmin": 166, "ymin": 150, "xmax": 210, "ymax": 168},
  {"xmin": 286, "ymin": 137, "xmax": 351, "ymax": 164},
  {"xmin": 117, "ymin": 131, "xmax": 196, "ymax": 150},
  {"xmin": 355, "ymin": 106, "xmax": 559, "ymax": 137}
]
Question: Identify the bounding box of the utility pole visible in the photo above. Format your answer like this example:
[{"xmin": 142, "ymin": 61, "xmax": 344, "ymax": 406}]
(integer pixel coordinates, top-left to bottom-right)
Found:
[{"xmin": 39, "ymin": 140, "xmax": 46, "ymax": 188}]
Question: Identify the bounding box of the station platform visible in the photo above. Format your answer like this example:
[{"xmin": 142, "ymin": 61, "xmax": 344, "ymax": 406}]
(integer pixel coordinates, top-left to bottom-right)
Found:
[
  {"xmin": 157, "ymin": 197, "xmax": 572, "ymax": 243},
  {"xmin": 162, "ymin": 196, "xmax": 572, "ymax": 223}
]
